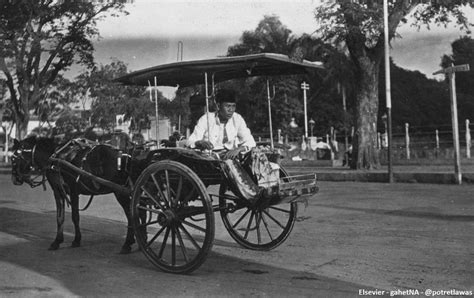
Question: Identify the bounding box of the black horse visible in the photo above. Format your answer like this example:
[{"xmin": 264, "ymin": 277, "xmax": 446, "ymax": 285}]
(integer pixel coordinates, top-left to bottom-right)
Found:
[{"xmin": 11, "ymin": 136, "xmax": 136, "ymax": 254}]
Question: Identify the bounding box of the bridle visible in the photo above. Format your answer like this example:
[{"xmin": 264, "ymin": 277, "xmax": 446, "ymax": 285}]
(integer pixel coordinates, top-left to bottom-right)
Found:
[{"xmin": 11, "ymin": 144, "xmax": 47, "ymax": 189}]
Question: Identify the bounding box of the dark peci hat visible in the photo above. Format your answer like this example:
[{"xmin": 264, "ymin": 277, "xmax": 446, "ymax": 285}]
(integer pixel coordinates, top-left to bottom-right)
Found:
[{"xmin": 215, "ymin": 88, "xmax": 236, "ymax": 103}]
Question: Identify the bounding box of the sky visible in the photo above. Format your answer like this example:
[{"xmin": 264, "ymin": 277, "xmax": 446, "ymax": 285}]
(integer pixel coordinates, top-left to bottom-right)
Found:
[{"xmin": 67, "ymin": 0, "xmax": 473, "ymax": 85}]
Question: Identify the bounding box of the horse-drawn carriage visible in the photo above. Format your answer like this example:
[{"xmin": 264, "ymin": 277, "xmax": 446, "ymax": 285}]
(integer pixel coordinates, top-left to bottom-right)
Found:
[{"xmin": 11, "ymin": 53, "xmax": 323, "ymax": 273}]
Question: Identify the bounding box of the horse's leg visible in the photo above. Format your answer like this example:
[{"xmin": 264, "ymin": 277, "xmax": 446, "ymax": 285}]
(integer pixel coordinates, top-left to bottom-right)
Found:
[
  {"xmin": 115, "ymin": 192, "xmax": 134, "ymax": 254},
  {"xmin": 49, "ymin": 185, "xmax": 65, "ymax": 250},
  {"xmin": 70, "ymin": 191, "xmax": 81, "ymax": 247}
]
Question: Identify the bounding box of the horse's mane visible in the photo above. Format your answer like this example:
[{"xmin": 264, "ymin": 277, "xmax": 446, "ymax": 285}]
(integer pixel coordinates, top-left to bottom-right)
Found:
[{"xmin": 23, "ymin": 135, "xmax": 58, "ymax": 153}]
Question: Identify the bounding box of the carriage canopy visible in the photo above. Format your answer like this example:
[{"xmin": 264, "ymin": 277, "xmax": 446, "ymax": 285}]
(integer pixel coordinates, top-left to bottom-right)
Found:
[{"xmin": 114, "ymin": 53, "xmax": 324, "ymax": 87}]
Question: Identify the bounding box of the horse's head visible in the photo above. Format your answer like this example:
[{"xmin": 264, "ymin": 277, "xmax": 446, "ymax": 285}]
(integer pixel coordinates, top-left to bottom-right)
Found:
[{"xmin": 11, "ymin": 137, "xmax": 37, "ymax": 185}]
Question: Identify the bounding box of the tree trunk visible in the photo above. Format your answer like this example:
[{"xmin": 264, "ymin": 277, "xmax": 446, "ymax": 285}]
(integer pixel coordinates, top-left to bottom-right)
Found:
[
  {"xmin": 15, "ymin": 115, "xmax": 29, "ymax": 140},
  {"xmin": 350, "ymin": 54, "xmax": 381, "ymax": 169},
  {"xmin": 12, "ymin": 87, "xmax": 31, "ymax": 140}
]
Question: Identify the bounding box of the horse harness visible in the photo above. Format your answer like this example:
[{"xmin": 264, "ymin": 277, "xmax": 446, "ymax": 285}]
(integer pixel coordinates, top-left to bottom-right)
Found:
[
  {"xmin": 12, "ymin": 143, "xmax": 48, "ymax": 190},
  {"xmin": 15, "ymin": 138, "xmax": 117, "ymax": 211}
]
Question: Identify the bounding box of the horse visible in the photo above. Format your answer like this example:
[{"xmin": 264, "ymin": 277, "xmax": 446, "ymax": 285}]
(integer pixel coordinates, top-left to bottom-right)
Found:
[{"xmin": 11, "ymin": 136, "xmax": 136, "ymax": 254}]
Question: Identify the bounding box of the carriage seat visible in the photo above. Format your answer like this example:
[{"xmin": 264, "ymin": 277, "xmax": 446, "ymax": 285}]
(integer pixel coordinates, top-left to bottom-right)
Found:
[{"xmin": 221, "ymin": 148, "xmax": 281, "ymax": 202}]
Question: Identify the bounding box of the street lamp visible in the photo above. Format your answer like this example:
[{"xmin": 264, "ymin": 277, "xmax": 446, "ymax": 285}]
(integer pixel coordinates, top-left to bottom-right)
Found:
[
  {"xmin": 309, "ymin": 118, "xmax": 315, "ymax": 137},
  {"xmin": 301, "ymin": 82, "xmax": 310, "ymax": 139}
]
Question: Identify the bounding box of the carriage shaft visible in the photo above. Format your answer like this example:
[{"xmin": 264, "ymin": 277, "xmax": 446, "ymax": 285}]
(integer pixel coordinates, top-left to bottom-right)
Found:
[{"xmin": 49, "ymin": 157, "xmax": 131, "ymax": 197}]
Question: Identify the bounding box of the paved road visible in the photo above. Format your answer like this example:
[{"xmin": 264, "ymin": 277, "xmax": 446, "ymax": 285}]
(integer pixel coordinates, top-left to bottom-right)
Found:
[{"xmin": 0, "ymin": 175, "xmax": 473, "ymax": 297}]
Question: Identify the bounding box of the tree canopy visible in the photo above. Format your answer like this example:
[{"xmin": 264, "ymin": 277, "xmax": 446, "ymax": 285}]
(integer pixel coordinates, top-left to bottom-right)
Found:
[
  {"xmin": 73, "ymin": 59, "xmax": 155, "ymax": 131},
  {"xmin": 441, "ymin": 35, "xmax": 474, "ymax": 123},
  {"xmin": 0, "ymin": 0, "xmax": 126, "ymax": 138},
  {"xmin": 314, "ymin": 0, "xmax": 473, "ymax": 169},
  {"xmin": 226, "ymin": 15, "xmax": 347, "ymax": 140}
]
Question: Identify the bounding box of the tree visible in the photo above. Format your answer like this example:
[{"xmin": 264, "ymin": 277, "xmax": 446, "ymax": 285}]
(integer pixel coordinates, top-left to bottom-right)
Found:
[
  {"xmin": 122, "ymin": 96, "xmax": 154, "ymax": 133},
  {"xmin": 227, "ymin": 16, "xmax": 339, "ymax": 139},
  {"xmin": 0, "ymin": 0, "xmax": 126, "ymax": 139},
  {"xmin": 381, "ymin": 59, "xmax": 450, "ymax": 129},
  {"xmin": 227, "ymin": 16, "xmax": 299, "ymax": 134},
  {"xmin": 35, "ymin": 75, "xmax": 75, "ymax": 125},
  {"xmin": 227, "ymin": 15, "xmax": 296, "ymax": 56},
  {"xmin": 74, "ymin": 59, "xmax": 145, "ymax": 131},
  {"xmin": 441, "ymin": 36, "xmax": 474, "ymax": 123},
  {"xmin": 315, "ymin": 1, "xmax": 472, "ymax": 169},
  {"xmin": 0, "ymin": 78, "xmax": 8, "ymax": 122}
]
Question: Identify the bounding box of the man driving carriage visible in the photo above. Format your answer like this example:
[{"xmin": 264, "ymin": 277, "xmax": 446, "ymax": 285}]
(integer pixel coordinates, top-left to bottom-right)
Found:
[{"xmin": 186, "ymin": 88, "xmax": 256, "ymax": 160}]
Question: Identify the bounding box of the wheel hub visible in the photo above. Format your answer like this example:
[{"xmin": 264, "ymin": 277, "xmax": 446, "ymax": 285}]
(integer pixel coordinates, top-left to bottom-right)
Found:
[{"xmin": 157, "ymin": 209, "xmax": 177, "ymax": 226}]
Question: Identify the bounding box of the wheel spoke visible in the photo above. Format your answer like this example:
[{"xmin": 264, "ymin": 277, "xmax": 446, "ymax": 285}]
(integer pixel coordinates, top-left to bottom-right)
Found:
[
  {"xmin": 137, "ymin": 205, "xmax": 164, "ymax": 215},
  {"xmin": 158, "ymin": 227, "xmax": 171, "ymax": 259},
  {"xmin": 174, "ymin": 176, "xmax": 183, "ymax": 202},
  {"xmin": 182, "ymin": 219, "xmax": 206, "ymax": 233},
  {"xmin": 262, "ymin": 209, "xmax": 286, "ymax": 229},
  {"xmin": 178, "ymin": 222, "xmax": 201, "ymax": 250},
  {"xmin": 260, "ymin": 213, "xmax": 274, "ymax": 241},
  {"xmin": 164, "ymin": 170, "xmax": 172, "ymax": 205},
  {"xmin": 171, "ymin": 226, "xmax": 176, "ymax": 266},
  {"xmin": 175, "ymin": 226, "xmax": 189, "ymax": 263},
  {"xmin": 138, "ymin": 219, "xmax": 160, "ymax": 228},
  {"xmin": 146, "ymin": 225, "xmax": 166, "ymax": 248},
  {"xmin": 231, "ymin": 208, "xmax": 251, "ymax": 229},
  {"xmin": 243, "ymin": 211, "xmax": 255, "ymax": 240},
  {"xmin": 140, "ymin": 186, "xmax": 162, "ymax": 207},
  {"xmin": 151, "ymin": 173, "xmax": 170, "ymax": 208},
  {"xmin": 269, "ymin": 206, "xmax": 291, "ymax": 214},
  {"xmin": 255, "ymin": 212, "xmax": 262, "ymax": 244}
]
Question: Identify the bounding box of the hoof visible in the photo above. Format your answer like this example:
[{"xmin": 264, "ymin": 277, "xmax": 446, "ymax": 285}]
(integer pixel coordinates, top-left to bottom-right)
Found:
[
  {"xmin": 71, "ymin": 241, "xmax": 81, "ymax": 248},
  {"xmin": 119, "ymin": 246, "xmax": 132, "ymax": 254}
]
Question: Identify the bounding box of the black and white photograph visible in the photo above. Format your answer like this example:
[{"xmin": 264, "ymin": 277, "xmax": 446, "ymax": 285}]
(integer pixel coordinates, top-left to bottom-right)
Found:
[{"xmin": 0, "ymin": 0, "xmax": 473, "ymax": 296}]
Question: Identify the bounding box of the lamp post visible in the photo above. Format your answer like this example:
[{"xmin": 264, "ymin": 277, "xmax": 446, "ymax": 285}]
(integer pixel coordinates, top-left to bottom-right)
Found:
[
  {"xmin": 383, "ymin": 0, "xmax": 393, "ymax": 183},
  {"xmin": 309, "ymin": 118, "xmax": 315, "ymax": 137},
  {"xmin": 301, "ymin": 82, "xmax": 310, "ymax": 139},
  {"xmin": 342, "ymin": 86, "xmax": 349, "ymax": 153}
]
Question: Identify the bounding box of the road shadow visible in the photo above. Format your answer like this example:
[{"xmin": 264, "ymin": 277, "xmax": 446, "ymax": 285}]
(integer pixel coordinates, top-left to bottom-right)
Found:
[
  {"xmin": 311, "ymin": 203, "xmax": 474, "ymax": 222},
  {"xmin": 0, "ymin": 207, "xmax": 372, "ymax": 297}
]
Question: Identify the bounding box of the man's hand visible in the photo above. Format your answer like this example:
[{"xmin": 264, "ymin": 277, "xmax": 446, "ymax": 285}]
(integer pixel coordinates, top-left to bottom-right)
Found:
[
  {"xmin": 195, "ymin": 140, "xmax": 214, "ymax": 150},
  {"xmin": 223, "ymin": 146, "xmax": 246, "ymax": 160}
]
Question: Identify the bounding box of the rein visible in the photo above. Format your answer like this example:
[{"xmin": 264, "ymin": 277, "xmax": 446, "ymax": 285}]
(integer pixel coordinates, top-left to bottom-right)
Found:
[{"xmin": 26, "ymin": 172, "xmax": 48, "ymax": 190}]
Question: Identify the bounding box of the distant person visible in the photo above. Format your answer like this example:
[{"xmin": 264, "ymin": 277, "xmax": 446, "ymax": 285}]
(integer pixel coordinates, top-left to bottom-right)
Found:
[
  {"xmin": 343, "ymin": 145, "xmax": 352, "ymax": 167},
  {"xmin": 187, "ymin": 88, "xmax": 256, "ymax": 159}
]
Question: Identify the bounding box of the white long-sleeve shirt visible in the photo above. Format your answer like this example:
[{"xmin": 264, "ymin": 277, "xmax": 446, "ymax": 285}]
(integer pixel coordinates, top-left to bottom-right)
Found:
[{"xmin": 187, "ymin": 112, "xmax": 256, "ymax": 150}]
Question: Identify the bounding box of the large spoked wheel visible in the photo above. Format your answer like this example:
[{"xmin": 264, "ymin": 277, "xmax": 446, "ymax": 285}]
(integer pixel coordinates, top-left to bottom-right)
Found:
[
  {"xmin": 131, "ymin": 160, "xmax": 215, "ymax": 274},
  {"xmin": 219, "ymin": 168, "xmax": 297, "ymax": 251}
]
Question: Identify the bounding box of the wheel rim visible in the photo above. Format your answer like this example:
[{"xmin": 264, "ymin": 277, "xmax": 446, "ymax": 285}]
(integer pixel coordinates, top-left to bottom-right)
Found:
[
  {"xmin": 219, "ymin": 168, "xmax": 297, "ymax": 250},
  {"xmin": 131, "ymin": 161, "xmax": 214, "ymax": 273}
]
